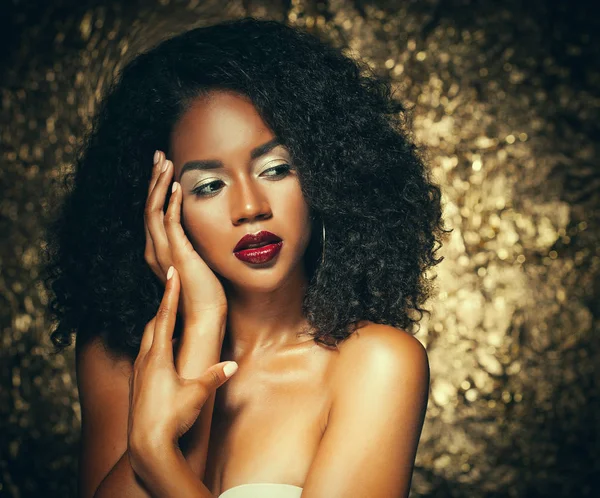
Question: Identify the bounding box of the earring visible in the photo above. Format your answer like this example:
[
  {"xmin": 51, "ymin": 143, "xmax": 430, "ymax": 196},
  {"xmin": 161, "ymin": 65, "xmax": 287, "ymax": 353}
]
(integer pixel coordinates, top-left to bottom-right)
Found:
[{"xmin": 321, "ymin": 219, "xmax": 326, "ymax": 264}]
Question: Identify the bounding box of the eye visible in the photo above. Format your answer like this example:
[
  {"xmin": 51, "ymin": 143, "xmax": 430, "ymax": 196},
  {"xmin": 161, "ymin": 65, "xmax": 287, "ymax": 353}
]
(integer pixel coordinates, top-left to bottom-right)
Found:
[
  {"xmin": 191, "ymin": 180, "xmax": 225, "ymax": 197},
  {"xmin": 191, "ymin": 165, "xmax": 292, "ymax": 198},
  {"xmin": 262, "ymin": 164, "xmax": 292, "ymax": 178}
]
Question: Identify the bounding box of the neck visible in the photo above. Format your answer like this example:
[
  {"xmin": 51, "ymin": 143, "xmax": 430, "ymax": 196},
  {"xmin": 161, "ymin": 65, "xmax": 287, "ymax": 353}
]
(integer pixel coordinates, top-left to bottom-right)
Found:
[{"xmin": 222, "ymin": 263, "xmax": 313, "ymax": 360}]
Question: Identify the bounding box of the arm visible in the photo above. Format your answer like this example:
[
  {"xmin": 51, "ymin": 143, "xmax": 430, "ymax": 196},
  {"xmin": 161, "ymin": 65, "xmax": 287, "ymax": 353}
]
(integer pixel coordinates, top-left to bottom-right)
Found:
[
  {"xmin": 76, "ymin": 335, "xmax": 147, "ymax": 498},
  {"xmin": 173, "ymin": 316, "xmax": 227, "ymax": 480},
  {"xmin": 129, "ymin": 442, "xmax": 215, "ymax": 498},
  {"xmin": 77, "ymin": 314, "xmax": 225, "ymax": 497},
  {"xmin": 141, "ymin": 152, "xmax": 229, "ymax": 481},
  {"xmin": 126, "ymin": 268, "xmax": 238, "ymax": 498},
  {"xmin": 83, "ymin": 154, "xmax": 228, "ymax": 496}
]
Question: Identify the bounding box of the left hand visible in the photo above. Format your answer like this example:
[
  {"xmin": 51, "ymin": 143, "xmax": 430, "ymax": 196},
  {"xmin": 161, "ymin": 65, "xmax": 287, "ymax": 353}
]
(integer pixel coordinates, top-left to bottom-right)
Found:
[{"xmin": 127, "ymin": 266, "xmax": 238, "ymax": 472}]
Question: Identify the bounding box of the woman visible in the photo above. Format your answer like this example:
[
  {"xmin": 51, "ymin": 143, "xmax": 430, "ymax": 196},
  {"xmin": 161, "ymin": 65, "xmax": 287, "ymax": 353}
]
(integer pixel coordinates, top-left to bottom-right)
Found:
[{"xmin": 44, "ymin": 17, "xmax": 447, "ymax": 498}]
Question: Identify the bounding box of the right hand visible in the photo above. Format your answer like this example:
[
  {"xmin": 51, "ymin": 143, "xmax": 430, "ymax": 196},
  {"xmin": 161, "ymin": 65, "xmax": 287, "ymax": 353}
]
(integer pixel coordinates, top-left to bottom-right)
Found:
[
  {"xmin": 144, "ymin": 150, "xmax": 228, "ymax": 328},
  {"xmin": 128, "ymin": 267, "xmax": 237, "ymax": 458}
]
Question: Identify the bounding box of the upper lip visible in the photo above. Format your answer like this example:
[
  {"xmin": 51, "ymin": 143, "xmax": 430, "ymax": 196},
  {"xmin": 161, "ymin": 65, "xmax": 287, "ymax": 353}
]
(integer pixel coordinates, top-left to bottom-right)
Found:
[{"xmin": 234, "ymin": 230, "xmax": 282, "ymax": 252}]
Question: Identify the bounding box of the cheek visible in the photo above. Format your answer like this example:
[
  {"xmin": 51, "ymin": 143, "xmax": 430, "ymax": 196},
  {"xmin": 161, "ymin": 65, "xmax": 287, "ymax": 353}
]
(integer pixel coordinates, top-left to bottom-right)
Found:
[
  {"xmin": 180, "ymin": 201, "xmax": 225, "ymax": 257},
  {"xmin": 284, "ymin": 189, "xmax": 312, "ymax": 246}
]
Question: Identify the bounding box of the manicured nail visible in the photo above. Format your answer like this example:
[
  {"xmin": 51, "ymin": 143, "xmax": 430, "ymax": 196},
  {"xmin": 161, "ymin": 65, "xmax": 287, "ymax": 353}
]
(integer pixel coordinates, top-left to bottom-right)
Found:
[
  {"xmin": 153, "ymin": 150, "xmax": 160, "ymax": 164},
  {"xmin": 167, "ymin": 266, "xmax": 174, "ymax": 280},
  {"xmin": 172, "ymin": 182, "xmax": 179, "ymax": 193},
  {"xmin": 162, "ymin": 159, "xmax": 170, "ymax": 173},
  {"xmin": 223, "ymin": 362, "xmax": 238, "ymax": 378}
]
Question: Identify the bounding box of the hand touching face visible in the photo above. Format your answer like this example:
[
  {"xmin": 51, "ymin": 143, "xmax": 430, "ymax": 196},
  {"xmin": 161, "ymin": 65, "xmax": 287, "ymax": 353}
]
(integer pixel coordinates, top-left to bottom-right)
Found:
[{"xmin": 144, "ymin": 150, "xmax": 228, "ymax": 325}]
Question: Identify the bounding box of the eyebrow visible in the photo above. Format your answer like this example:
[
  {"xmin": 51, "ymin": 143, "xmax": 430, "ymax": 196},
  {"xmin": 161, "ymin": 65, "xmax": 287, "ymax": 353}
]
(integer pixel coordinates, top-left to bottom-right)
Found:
[{"xmin": 179, "ymin": 137, "xmax": 282, "ymax": 178}]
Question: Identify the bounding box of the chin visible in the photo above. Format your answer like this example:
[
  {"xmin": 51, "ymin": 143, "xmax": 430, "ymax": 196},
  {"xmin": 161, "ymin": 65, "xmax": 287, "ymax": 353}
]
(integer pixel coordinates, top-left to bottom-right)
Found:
[{"xmin": 218, "ymin": 248, "xmax": 307, "ymax": 293}]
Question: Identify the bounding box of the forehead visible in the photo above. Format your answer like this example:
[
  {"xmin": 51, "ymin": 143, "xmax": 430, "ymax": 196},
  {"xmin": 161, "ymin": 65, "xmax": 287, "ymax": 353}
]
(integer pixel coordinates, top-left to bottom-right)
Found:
[{"xmin": 169, "ymin": 91, "xmax": 275, "ymax": 172}]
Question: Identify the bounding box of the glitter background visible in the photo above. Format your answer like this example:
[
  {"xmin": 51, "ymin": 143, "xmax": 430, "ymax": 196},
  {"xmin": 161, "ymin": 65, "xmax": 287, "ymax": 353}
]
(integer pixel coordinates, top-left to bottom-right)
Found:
[{"xmin": 1, "ymin": 0, "xmax": 599, "ymax": 496}]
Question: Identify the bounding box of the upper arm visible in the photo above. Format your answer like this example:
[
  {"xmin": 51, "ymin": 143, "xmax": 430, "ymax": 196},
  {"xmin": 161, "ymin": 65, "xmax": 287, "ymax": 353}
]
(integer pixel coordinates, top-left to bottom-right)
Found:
[
  {"xmin": 76, "ymin": 335, "xmax": 134, "ymax": 498},
  {"xmin": 302, "ymin": 325, "xmax": 430, "ymax": 498}
]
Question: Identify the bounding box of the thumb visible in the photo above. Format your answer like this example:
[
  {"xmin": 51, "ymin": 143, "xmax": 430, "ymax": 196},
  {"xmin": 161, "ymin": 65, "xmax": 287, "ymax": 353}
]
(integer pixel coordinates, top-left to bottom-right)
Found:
[
  {"xmin": 183, "ymin": 361, "xmax": 239, "ymax": 411},
  {"xmin": 200, "ymin": 361, "xmax": 239, "ymax": 392}
]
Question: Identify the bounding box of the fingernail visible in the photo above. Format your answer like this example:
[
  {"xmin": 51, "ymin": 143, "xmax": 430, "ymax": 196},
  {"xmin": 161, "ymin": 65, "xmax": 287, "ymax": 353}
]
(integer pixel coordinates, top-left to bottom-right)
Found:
[
  {"xmin": 167, "ymin": 266, "xmax": 174, "ymax": 280},
  {"xmin": 172, "ymin": 182, "xmax": 179, "ymax": 193},
  {"xmin": 162, "ymin": 159, "xmax": 170, "ymax": 173},
  {"xmin": 223, "ymin": 362, "xmax": 238, "ymax": 378},
  {"xmin": 153, "ymin": 150, "xmax": 160, "ymax": 164}
]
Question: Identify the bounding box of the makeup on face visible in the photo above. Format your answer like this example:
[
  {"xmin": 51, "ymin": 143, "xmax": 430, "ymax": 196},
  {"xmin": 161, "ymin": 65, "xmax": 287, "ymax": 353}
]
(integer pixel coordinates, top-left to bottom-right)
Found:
[
  {"xmin": 176, "ymin": 138, "xmax": 293, "ymax": 266},
  {"xmin": 178, "ymin": 141, "xmax": 294, "ymax": 199},
  {"xmin": 169, "ymin": 91, "xmax": 311, "ymax": 286},
  {"xmin": 233, "ymin": 230, "xmax": 283, "ymax": 264}
]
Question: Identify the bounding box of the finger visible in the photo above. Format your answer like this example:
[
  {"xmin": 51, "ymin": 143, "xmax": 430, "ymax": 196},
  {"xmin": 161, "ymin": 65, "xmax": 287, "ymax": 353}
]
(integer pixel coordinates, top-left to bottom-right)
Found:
[
  {"xmin": 201, "ymin": 361, "xmax": 239, "ymax": 390},
  {"xmin": 138, "ymin": 316, "xmax": 157, "ymax": 358},
  {"xmin": 147, "ymin": 150, "xmax": 165, "ymax": 196},
  {"xmin": 184, "ymin": 361, "xmax": 238, "ymax": 408},
  {"xmin": 144, "ymin": 223, "xmax": 157, "ymax": 267},
  {"xmin": 144, "ymin": 152, "xmax": 165, "ymax": 275},
  {"xmin": 145, "ymin": 159, "xmax": 174, "ymax": 270},
  {"xmin": 165, "ymin": 181, "xmax": 198, "ymax": 261},
  {"xmin": 151, "ymin": 265, "xmax": 180, "ymax": 356}
]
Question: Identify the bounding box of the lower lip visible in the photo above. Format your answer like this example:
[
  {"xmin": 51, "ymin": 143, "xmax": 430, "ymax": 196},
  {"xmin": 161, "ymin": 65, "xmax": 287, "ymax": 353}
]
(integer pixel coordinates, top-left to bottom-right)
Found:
[{"xmin": 234, "ymin": 241, "xmax": 283, "ymax": 264}]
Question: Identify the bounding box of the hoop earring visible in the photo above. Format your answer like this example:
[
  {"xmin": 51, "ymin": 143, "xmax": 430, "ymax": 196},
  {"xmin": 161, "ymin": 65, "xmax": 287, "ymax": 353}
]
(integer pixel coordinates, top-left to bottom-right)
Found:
[{"xmin": 321, "ymin": 220, "xmax": 326, "ymax": 264}]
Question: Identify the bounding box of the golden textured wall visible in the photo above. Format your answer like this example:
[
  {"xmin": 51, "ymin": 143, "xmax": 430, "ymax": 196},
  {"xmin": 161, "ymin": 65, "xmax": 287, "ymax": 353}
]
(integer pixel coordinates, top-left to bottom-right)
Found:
[{"xmin": 1, "ymin": 1, "xmax": 598, "ymax": 496}]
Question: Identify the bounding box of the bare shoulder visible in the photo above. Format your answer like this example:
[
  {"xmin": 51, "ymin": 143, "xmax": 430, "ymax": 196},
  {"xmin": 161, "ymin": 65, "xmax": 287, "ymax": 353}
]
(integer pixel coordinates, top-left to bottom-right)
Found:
[
  {"xmin": 76, "ymin": 335, "xmax": 133, "ymax": 381},
  {"xmin": 76, "ymin": 335, "xmax": 134, "ymax": 408},
  {"xmin": 303, "ymin": 322, "xmax": 430, "ymax": 496},
  {"xmin": 336, "ymin": 321, "xmax": 428, "ymax": 371},
  {"xmin": 330, "ymin": 321, "xmax": 429, "ymax": 396},
  {"xmin": 76, "ymin": 335, "xmax": 134, "ymax": 498}
]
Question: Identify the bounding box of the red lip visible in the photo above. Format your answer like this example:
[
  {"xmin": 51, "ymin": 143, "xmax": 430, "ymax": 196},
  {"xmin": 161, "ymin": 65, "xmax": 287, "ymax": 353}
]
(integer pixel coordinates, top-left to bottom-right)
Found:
[
  {"xmin": 234, "ymin": 230, "xmax": 282, "ymax": 252},
  {"xmin": 234, "ymin": 241, "xmax": 283, "ymax": 264}
]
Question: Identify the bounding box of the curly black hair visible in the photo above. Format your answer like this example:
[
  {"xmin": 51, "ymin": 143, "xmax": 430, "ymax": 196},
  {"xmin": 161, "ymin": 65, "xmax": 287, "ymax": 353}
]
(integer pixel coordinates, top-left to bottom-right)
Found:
[{"xmin": 43, "ymin": 16, "xmax": 449, "ymax": 360}]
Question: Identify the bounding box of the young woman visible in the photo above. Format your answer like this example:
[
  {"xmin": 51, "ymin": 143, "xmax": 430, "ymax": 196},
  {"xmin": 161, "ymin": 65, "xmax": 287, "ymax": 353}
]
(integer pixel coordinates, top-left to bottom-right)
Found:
[{"xmin": 44, "ymin": 17, "xmax": 447, "ymax": 498}]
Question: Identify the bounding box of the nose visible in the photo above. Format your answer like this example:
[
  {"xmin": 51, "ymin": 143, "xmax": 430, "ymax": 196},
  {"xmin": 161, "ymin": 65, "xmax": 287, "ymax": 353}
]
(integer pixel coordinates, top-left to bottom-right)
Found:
[{"xmin": 230, "ymin": 176, "xmax": 272, "ymax": 226}]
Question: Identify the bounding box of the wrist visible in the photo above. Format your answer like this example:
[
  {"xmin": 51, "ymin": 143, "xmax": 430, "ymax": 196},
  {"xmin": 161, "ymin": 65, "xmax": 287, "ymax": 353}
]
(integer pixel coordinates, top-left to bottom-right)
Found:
[
  {"xmin": 131, "ymin": 442, "xmax": 196, "ymax": 497},
  {"xmin": 129, "ymin": 434, "xmax": 179, "ymax": 477},
  {"xmin": 184, "ymin": 313, "xmax": 227, "ymax": 339}
]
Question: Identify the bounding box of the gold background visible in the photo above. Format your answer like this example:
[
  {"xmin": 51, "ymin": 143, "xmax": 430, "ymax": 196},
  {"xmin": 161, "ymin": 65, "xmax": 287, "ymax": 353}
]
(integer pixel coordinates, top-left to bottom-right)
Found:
[{"xmin": 1, "ymin": 0, "xmax": 598, "ymax": 496}]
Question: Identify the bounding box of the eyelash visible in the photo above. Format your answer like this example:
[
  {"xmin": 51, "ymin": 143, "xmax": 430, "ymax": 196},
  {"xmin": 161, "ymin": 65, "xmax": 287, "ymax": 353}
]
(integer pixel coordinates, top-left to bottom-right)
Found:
[{"xmin": 191, "ymin": 164, "xmax": 293, "ymax": 197}]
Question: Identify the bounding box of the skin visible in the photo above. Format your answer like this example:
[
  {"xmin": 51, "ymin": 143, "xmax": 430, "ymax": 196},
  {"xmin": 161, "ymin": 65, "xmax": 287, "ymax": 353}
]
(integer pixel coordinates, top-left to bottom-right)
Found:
[
  {"xmin": 76, "ymin": 90, "xmax": 430, "ymax": 498},
  {"xmin": 169, "ymin": 90, "xmax": 316, "ymax": 357}
]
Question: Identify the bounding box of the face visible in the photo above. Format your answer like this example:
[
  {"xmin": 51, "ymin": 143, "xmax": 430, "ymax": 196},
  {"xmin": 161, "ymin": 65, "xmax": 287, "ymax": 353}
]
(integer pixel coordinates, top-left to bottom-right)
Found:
[{"xmin": 168, "ymin": 90, "xmax": 313, "ymax": 292}]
